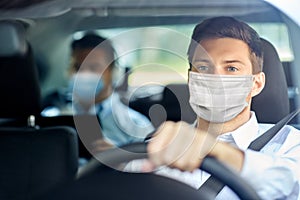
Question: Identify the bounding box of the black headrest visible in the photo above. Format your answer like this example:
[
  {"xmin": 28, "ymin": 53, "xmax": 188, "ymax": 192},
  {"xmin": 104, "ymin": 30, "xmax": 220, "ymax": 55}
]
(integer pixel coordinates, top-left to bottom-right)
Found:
[
  {"xmin": 251, "ymin": 38, "xmax": 290, "ymax": 123},
  {"xmin": 162, "ymin": 84, "xmax": 196, "ymax": 124},
  {"xmin": 0, "ymin": 20, "xmax": 27, "ymax": 57},
  {"xmin": 0, "ymin": 21, "xmax": 41, "ymax": 118}
]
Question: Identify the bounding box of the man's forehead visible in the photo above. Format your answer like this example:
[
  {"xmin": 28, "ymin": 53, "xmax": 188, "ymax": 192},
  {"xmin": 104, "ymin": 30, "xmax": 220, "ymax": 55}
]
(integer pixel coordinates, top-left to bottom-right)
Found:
[
  {"xmin": 73, "ymin": 48, "xmax": 109, "ymax": 61},
  {"xmin": 193, "ymin": 38, "xmax": 251, "ymax": 57}
]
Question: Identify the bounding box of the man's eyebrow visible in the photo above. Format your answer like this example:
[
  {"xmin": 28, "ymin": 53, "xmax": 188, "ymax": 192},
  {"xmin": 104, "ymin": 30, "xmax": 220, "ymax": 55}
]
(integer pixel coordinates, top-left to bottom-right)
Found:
[
  {"xmin": 192, "ymin": 58, "xmax": 211, "ymax": 63},
  {"xmin": 223, "ymin": 60, "xmax": 245, "ymax": 65}
]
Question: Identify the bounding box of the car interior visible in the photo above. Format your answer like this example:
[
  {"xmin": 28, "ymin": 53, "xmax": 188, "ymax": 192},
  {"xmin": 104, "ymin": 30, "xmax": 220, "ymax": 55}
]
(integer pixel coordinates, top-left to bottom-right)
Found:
[{"xmin": 0, "ymin": 0, "xmax": 300, "ymax": 199}]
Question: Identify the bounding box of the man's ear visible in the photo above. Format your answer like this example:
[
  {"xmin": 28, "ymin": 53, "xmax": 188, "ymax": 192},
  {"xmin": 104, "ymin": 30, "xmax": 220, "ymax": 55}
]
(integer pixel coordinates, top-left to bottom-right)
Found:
[{"xmin": 251, "ymin": 72, "xmax": 265, "ymax": 97}]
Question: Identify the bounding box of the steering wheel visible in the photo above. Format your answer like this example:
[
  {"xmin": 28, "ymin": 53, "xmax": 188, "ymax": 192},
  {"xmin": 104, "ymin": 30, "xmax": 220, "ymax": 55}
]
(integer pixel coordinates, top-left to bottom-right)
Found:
[{"xmin": 39, "ymin": 142, "xmax": 261, "ymax": 200}]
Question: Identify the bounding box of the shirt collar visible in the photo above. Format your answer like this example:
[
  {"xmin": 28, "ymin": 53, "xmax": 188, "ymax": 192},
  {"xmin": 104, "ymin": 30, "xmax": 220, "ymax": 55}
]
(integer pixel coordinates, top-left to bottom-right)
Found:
[
  {"xmin": 97, "ymin": 95, "xmax": 112, "ymax": 112},
  {"xmin": 217, "ymin": 111, "xmax": 259, "ymax": 150}
]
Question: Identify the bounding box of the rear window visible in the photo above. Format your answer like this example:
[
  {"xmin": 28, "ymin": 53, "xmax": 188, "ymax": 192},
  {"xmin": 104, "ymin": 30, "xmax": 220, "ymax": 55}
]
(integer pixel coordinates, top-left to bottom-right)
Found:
[{"xmin": 73, "ymin": 22, "xmax": 293, "ymax": 87}]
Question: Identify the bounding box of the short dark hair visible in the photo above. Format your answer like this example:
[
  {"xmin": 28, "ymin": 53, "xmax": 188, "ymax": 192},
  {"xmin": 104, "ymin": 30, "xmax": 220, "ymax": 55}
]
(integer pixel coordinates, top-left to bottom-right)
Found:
[
  {"xmin": 187, "ymin": 16, "xmax": 263, "ymax": 74},
  {"xmin": 71, "ymin": 32, "xmax": 116, "ymax": 69}
]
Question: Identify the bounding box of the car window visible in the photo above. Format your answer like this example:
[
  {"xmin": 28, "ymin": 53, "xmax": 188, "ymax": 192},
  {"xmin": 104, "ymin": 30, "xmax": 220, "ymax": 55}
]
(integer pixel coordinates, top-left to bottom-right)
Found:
[
  {"xmin": 250, "ymin": 22, "xmax": 293, "ymax": 61},
  {"xmin": 72, "ymin": 22, "xmax": 293, "ymax": 89}
]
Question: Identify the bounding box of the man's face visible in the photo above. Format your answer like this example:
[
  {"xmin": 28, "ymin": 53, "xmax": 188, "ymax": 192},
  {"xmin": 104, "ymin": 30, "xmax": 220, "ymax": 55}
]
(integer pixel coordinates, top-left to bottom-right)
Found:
[
  {"xmin": 72, "ymin": 47, "xmax": 113, "ymax": 88},
  {"xmin": 72, "ymin": 47, "xmax": 112, "ymax": 75},
  {"xmin": 71, "ymin": 47, "xmax": 113, "ymax": 104},
  {"xmin": 188, "ymin": 37, "xmax": 265, "ymax": 124},
  {"xmin": 191, "ymin": 38, "xmax": 253, "ymax": 75}
]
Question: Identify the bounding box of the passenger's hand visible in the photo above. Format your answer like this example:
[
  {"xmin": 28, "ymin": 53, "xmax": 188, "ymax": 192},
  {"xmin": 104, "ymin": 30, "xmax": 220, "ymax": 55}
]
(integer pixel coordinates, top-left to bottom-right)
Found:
[
  {"xmin": 92, "ymin": 139, "xmax": 114, "ymax": 153},
  {"xmin": 147, "ymin": 121, "xmax": 217, "ymax": 172}
]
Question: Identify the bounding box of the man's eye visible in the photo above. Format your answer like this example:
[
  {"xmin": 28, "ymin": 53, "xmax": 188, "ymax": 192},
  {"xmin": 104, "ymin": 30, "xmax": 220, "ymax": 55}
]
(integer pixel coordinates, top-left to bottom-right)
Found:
[
  {"xmin": 196, "ymin": 65, "xmax": 209, "ymax": 71},
  {"xmin": 227, "ymin": 66, "xmax": 238, "ymax": 72}
]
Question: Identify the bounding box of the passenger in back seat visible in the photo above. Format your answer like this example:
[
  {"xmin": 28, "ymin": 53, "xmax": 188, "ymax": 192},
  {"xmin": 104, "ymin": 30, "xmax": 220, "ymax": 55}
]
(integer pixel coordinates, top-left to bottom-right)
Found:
[{"xmin": 42, "ymin": 33, "xmax": 154, "ymax": 149}]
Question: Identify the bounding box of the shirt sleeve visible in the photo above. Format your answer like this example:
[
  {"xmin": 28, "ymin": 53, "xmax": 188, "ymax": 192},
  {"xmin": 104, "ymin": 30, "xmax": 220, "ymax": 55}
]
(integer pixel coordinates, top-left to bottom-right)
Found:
[
  {"xmin": 113, "ymin": 102, "xmax": 155, "ymax": 141},
  {"xmin": 240, "ymin": 127, "xmax": 300, "ymax": 199}
]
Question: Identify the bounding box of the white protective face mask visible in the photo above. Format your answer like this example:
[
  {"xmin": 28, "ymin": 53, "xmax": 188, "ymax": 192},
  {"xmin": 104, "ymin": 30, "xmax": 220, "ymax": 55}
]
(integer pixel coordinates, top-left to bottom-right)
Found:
[
  {"xmin": 68, "ymin": 73, "xmax": 104, "ymax": 104},
  {"xmin": 188, "ymin": 71, "xmax": 254, "ymax": 123}
]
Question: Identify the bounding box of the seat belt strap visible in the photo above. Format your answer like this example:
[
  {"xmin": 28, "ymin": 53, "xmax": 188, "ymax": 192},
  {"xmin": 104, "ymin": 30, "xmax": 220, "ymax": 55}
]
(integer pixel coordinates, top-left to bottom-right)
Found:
[
  {"xmin": 249, "ymin": 109, "xmax": 300, "ymax": 150},
  {"xmin": 198, "ymin": 109, "xmax": 300, "ymax": 197}
]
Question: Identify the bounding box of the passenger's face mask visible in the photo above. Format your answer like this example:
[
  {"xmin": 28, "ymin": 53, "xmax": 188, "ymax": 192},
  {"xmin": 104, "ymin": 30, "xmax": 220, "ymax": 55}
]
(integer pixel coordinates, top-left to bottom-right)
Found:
[
  {"xmin": 188, "ymin": 71, "xmax": 254, "ymax": 123},
  {"xmin": 68, "ymin": 73, "xmax": 104, "ymax": 103}
]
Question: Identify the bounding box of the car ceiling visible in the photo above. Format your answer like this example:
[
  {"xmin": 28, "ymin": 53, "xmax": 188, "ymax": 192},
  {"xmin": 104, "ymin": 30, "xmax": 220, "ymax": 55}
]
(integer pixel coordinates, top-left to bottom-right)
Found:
[
  {"xmin": 0, "ymin": 0, "xmax": 282, "ymax": 21},
  {"xmin": 0, "ymin": 0, "xmax": 286, "ymax": 37},
  {"xmin": 0, "ymin": 0, "xmax": 285, "ymax": 39}
]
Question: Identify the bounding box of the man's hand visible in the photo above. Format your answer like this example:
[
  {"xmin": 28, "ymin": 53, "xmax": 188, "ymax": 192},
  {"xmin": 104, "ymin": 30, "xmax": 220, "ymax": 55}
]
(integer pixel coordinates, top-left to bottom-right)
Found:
[
  {"xmin": 147, "ymin": 121, "xmax": 216, "ymax": 171},
  {"xmin": 146, "ymin": 121, "xmax": 244, "ymax": 172}
]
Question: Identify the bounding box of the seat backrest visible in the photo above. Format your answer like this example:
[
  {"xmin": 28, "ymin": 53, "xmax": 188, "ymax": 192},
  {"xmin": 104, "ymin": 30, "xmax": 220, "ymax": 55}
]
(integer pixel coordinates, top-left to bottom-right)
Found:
[
  {"xmin": 251, "ymin": 38, "xmax": 290, "ymax": 123},
  {"xmin": 161, "ymin": 83, "xmax": 196, "ymax": 124},
  {"xmin": 0, "ymin": 126, "xmax": 78, "ymax": 200},
  {"xmin": 36, "ymin": 115, "xmax": 102, "ymax": 159},
  {"xmin": 0, "ymin": 20, "xmax": 41, "ymax": 118},
  {"xmin": 0, "ymin": 21, "xmax": 79, "ymax": 199},
  {"xmin": 0, "ymin": 21, "xmax": 96, "ymax": 161}
]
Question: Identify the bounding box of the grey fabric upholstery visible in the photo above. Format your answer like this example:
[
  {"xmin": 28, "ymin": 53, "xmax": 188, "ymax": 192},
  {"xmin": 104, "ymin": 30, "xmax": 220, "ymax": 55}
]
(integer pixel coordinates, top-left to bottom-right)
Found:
[{"xmin": 251, "ymin": 38, "xmax": 290, "ymax": 123}]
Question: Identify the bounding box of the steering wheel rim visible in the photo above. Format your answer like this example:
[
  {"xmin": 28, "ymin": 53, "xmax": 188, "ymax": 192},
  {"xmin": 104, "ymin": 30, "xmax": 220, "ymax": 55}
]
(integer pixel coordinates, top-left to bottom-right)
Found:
[{"xmin": 78, "ymin": 142, "xmax": 261, "ymax": 200}]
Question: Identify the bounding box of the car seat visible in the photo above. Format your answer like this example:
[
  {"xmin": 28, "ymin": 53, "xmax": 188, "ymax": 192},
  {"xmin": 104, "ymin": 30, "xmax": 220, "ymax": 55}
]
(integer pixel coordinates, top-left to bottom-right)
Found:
[
  {"xmin": 0, "ymin": 20, "xmax": 41, "ymax": 118},
  {"xmin": 0, "ymin": 20, "xmax": 78, "ymax": 200},
  {"xmin": 251, "ymin": 38, "xmax": 290, "ymax": 123}
]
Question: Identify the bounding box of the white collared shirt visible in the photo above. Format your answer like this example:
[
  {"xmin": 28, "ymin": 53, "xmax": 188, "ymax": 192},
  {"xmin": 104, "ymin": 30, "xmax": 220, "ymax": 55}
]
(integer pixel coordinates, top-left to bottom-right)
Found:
[
  {"xmin": 126, "ymin": 111, "xmax": 300, "ymax": 199},
  {"xmin": 216, "ymin": 112, "xmax": 300, "ymax": 199},
  {"xmin": 97, "ymin": 93, "xmax": 155, "ymax": 146},
  {"xmin": 43, "ymin": 91, "xmax": 155, "ymax": 147}
]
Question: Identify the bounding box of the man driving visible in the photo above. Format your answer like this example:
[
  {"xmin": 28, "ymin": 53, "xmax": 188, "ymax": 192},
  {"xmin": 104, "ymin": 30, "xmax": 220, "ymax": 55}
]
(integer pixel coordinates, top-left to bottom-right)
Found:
[{"xmin": 138, "ymin": 16, "xmax": 300, "ymax": 199}]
